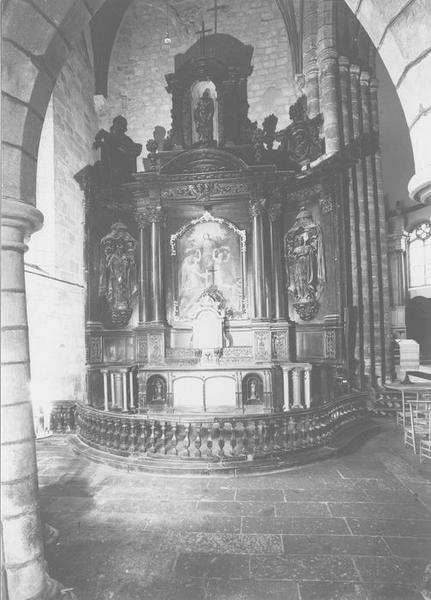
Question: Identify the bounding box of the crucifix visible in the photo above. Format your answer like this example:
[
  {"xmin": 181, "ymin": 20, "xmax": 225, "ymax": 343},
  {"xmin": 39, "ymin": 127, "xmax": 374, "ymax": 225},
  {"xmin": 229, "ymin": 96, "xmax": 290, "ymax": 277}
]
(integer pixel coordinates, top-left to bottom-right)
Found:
[
  {"xmin": 205, "ymin": 264, "xmax": 217, "ymax": 287},
  {"xmin": 207, "ymin": 0, "xmax": 229, "ymax": 34},
  {"xmin": 195, "ymin": 20, "xmax": 212, "ymax": 56}
]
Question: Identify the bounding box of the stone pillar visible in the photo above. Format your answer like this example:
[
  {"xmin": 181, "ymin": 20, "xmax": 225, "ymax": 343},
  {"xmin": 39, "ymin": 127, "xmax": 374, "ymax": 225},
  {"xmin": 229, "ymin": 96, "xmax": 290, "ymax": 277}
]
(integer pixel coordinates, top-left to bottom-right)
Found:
[
  {"xmin": 281, "ymin": 365, "xmax": 291, "ymax": 411},
  {"xmin": 268, "ymin": 201, "xmax": 285, "ymax": 320},
  {"xmin": 387, "ymin": 232, "xmax": 408, "ymax": 341},
  {"xmin": 304, "ymin": 367, "xmax": 311, "ymax": 409},
  {"xmin": 303, "ymin": 0, "xmax": 319, "ymax": 118},
  {"xmin": 114, "ymin": 372, "xmax": 123, "ymax": 409},
  {"xmin": 148, "ymin": 207, "xmax": 166, "ymax": 323},
  {"xmin": 370, "ymin": 76, "xmax": 392, "ymax": 383},
  {"xmin": 1, "ymin": 199, "xmax": 63, "ymax": 599},
  {"xmin": 249, "ymin": 199, "xmax": 267, "ymax": 320},
  {"xmin": 121, "ymin": 370, "xmax": 128, "ymax": 412},
  {"xmin": 318, "ymin": 48, "xmax": 340, "ymax": 155},
  {"xmin": 129, "ymin": 369, "xmax": 135, "ymax": 409},
  {"xmin": 349, "ymin": 64, "xmax": 366, "ymax": 386},
  {"xmin": 360, "ymin": 71, "xmax": 378, "ymax": 384}
]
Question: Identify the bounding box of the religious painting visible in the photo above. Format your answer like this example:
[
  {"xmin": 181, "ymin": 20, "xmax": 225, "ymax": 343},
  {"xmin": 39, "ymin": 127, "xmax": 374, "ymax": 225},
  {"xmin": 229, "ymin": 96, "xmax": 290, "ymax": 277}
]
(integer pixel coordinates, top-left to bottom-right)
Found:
[
  {"xmin": 171, "ymin": 213, "xmax": 246, "ymax": 320},
  {"xmin": 284, "ymin": 207, "xmax": 325, "ymax": 321}
]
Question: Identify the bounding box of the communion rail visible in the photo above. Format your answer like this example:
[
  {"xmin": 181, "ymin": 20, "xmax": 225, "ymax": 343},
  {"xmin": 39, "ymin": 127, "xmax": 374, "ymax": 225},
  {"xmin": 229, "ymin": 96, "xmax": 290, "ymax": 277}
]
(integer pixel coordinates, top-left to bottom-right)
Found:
[{"xmin": 76, "ymin": 393, "xmax": 368, "ymax": 463}]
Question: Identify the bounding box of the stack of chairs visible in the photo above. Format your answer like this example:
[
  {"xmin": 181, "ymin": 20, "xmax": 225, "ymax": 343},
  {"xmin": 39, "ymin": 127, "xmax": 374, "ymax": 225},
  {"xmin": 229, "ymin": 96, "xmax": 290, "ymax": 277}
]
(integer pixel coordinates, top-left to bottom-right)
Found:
[{"xmin": 403, "ymin": 392, "xmax": 431, "ymax": 463}]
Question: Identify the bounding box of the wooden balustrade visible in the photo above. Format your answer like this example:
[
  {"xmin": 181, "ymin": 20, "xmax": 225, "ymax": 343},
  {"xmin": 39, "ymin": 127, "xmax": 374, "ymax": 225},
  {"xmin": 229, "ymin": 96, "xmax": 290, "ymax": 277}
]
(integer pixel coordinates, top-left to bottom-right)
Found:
[{"xmin": 76, "ymin": 393, "xmax": 368, "ymax": 461}]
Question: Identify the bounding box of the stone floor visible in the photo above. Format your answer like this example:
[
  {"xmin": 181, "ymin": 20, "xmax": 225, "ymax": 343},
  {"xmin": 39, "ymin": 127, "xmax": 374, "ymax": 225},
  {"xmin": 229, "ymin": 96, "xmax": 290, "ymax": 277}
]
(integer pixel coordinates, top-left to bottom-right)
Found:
[{"xmin": 37, "ymin": 420, "xmax": 431, "ymax": 600}]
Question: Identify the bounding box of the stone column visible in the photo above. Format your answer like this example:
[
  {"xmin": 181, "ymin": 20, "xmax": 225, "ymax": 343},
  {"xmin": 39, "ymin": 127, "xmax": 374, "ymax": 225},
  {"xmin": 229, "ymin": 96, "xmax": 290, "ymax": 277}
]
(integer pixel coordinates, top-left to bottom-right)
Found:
[
  {"xmin": 318, "ymin": 48, "xmax": 340, "ymax": 155},
  {"xmin": 304, "ymin": 367, "xmax": 311, "ymax": 409},
  {"xmin": 137, "ymin": 213, "xmax": 150, "ymax": 323},
  {"xmin": 292, "ymin": 368, "xmax": 303, "ymax": 409},
  {"xmin": 360, "ymin": 71, "xmax": 378, "ymax": 384},
  {"xmin": 268, "ymin": 201, "xmax": 285, "ymax": 320},
  {"xmin": 249, "ymin": 199, "xmax": 267, "ymax": 319},
  {"xmin": 303, "ymin": 0, "xmax": 319, "ymax": 117},
  {"xmin": 121, "ymin": 370, "xmax": 128, "ymax": 412},
  {"xmin": 387, "ymin": 232, "xmax": 408, "ymax": 340},
  {"xmin": 148, "ymin": 207, "xmax": 166, "ymax": 323},
  {"xmin": 114, "ymin": 372, "xmax": 123, "ymax": 410},
  {"xmin": 281, "ymin": 365, "xmax": 291, "ymax": 411},
  {"xmin": 101, "ymin": 368, "xmax": 109, "ymax": 411},
  {"xmin": 1, "ymin": 199, "xmax": 62, "ymax": 599},
  {"xmin": 370, "ymin": 76, "xmax": 392, "ymax": 383},
  {"xmin": 350, "ymin": 64, "xmax": 366, "ymax": 386}
]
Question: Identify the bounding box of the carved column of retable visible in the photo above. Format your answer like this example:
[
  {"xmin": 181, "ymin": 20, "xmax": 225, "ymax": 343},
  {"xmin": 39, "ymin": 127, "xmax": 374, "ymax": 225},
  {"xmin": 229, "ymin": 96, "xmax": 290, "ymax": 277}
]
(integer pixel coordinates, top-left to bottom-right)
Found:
[
  {"xmin": 148, "ymin": 207, "xmax": 166, "ymax": 323},
  {"xmin": 101, "ymin": 368, "xmax": 109, "ymax": 411},
  {"xmin": 268, "ymin": 201, "xmax": 285, "ymax": 320},
  {"xmin": 291, "ymin": 368, "xmax": 303, "ymax": 409},
  {"xmin": 249, "ymin": 198, "xmax": 267, "ymax": 320},
  {"xmin": 303, "ymin": 367, "xmax": 312, "ymax": 409},
  {"xmin": 136, "ymin": 211, "xmax": 150, "ymax": 323}
]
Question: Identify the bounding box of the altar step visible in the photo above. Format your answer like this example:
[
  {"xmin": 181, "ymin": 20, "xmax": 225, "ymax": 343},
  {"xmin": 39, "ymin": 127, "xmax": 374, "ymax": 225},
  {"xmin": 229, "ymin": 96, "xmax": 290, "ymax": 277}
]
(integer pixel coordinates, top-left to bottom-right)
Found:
[{"xmin": 70, "ymin": 418, "xmax": 377, "ymax": 476}]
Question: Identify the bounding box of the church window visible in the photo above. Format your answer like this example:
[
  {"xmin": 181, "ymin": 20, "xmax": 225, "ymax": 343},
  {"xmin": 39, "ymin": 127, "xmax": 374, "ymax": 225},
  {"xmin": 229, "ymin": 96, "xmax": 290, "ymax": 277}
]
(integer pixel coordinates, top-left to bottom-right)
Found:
[{"xmin": 408, "ymin": 220, "xmax": 431, "ymax": 287}]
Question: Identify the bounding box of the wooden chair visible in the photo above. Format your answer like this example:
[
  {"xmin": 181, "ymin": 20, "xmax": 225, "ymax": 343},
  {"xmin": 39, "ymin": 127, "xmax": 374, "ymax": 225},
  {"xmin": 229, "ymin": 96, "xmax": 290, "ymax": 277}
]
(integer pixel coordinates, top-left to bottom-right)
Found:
[{"xmin": 404, "ymin": 397, "xmax": 431, "ymax": 455}]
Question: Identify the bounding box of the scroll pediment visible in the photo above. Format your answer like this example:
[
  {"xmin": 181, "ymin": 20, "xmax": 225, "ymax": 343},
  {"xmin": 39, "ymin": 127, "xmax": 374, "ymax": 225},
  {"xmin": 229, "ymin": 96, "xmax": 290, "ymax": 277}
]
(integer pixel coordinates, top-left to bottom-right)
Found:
[{"xmin": 160, "ymin": 148, "xmax": 248, "ymax": 176}]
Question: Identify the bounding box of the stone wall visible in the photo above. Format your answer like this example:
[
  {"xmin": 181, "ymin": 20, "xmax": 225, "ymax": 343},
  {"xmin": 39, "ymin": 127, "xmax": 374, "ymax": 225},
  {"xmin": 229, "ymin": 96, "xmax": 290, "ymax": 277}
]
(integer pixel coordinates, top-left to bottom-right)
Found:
[
  {"xmin": 101, "ymin": 0, "xmax": 297, "ymax": 149},
  {"xmin": 26, "ymin": 29, "xmax": 98, "ymax": 420}
]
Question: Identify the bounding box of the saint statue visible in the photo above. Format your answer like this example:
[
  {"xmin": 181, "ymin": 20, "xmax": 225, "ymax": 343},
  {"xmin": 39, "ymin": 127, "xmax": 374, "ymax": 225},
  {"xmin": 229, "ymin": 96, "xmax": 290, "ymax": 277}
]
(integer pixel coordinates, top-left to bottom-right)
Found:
[
  {"xmin": 99, "ymin": 222, "xmax": 137, "ymax": 326},
  {"xmin": 284, "ymin": 208, "xmax": 325, "ymax": 320},
  {"xmin": 93, "ymin": 116, "xmax": 142, "ymax": 184},
  {"xmin": 193, "ymin": 89, "xmax": 215, "ymax": 143}
]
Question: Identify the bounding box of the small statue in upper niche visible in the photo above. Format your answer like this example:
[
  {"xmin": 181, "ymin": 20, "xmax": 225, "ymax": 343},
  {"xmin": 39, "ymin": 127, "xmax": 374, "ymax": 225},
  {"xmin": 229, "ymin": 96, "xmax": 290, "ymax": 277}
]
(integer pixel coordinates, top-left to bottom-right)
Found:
[
  {"xmin": 93, "ymin": 116, "xmax": 142, "ymax": 184},
  {"xmin": 99, "ymin": 222, "xmax": 137, "ymax": 326},
  {"xmin": 284, "ymin": 207, "xmax": 326, "ymax": 321},
  {"xmin": 193, "ymin": 89, "xmax": 215, "ymax": 143}
]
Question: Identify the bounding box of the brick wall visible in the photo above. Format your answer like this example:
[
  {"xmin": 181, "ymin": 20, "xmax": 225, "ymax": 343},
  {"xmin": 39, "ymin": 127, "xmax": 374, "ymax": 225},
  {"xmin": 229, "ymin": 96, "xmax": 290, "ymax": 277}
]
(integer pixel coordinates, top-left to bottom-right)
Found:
[
  {"xmin": 102, "ymin": 0, "xmax": 297, "ymax": 149},
  {"xmin": 26, "ymin": 29, "xmax": 98, "ymax": 420}
]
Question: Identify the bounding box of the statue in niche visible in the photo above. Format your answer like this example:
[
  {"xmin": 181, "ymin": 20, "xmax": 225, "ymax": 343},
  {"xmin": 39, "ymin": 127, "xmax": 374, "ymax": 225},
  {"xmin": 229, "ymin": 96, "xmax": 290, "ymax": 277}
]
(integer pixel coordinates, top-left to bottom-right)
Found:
[
  {"xmin": 150, "ymin": 377, "xmax": 166, "ymax": 403},
  {"xmin": 99, "ymin": 222, "xmax": 137, "ymax": 327},
  {"xmin": 193, "ymin": 89, "xmax": 215, "ymax": 143},
  {"xmin": 284, "ymin": 207, "xmax": 325, "ymax": 321},
  {"xmin": 248, "ymin": 378, "xmax": 259, "ymax": 402},
  {"xmin": 93, "ymin": 116, "xmax": 142, "ymax": 184}
]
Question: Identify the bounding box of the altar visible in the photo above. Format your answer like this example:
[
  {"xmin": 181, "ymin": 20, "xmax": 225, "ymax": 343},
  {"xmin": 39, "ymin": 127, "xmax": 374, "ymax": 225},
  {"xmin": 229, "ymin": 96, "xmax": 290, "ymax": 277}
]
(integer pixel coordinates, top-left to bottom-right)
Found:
[{"xmin": 74, "ymin": 30, "xmax": 369, "ymax": 471}]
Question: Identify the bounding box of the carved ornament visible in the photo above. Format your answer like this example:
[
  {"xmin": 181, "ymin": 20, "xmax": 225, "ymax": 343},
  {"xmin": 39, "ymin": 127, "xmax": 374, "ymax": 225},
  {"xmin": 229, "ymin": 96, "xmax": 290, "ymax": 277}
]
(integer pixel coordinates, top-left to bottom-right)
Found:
[
  {"xmin": 324, "ymin": 329, "xmax": 337, "ymax": 359},
  {"xmin": 249, "ymin": 198, "xmax": 266, "ymax": 219},
  {"xmin": 276, "ymin": 96, "xmax": 324, "ymax": 165}
]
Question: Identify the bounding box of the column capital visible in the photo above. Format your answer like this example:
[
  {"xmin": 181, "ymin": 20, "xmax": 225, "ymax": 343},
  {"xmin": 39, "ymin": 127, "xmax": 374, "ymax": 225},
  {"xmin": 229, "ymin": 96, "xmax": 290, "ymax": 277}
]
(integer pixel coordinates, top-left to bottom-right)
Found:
[
  {"xmin": 1, "ymin": 197, "xmax": 43, "ymax": 237},
  {"xmin": 360, "ymin": 71, "xmax": 370, "ymax": 85},
  {"xmin": 369, "ymin": 77, "xmax": 379, "ymax": 92},
  {"xmin": 136, "ymin": 205, "xmax": 166, "ymax": 226},
  {"xmin": 319, "ymin": 47, "xmax": 338, "ymax": 65},
  {"xmin": 349, "ymin": 64, "xmax": 360, "ymax": 78},
  {"xmin": 338, "ymin": 56, "xmax": 350, "ymax": 70},
  {"xmin": 268, "ymin": 202, "xmax": 282, "ymax": 222},
  {"xmin": 387, "ymin": 232, "xmax": 408, "ymax": 253},
  {"xmin": 249, "ymin": 198, "xmax": 266, "ymax": 218}
]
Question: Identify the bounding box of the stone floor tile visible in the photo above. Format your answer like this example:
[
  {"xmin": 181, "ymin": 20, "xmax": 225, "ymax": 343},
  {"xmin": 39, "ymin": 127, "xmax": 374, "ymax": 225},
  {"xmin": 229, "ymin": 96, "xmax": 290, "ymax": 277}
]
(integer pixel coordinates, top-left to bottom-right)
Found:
[
  {"xmin": 354, "ymin": 556, "xmax": 427, "ymax": 584},
  {"xmin": 364, "ymin": 583, "xmax": 424, "ymax": 600},
  {"xmin": 175, "ymin": 552, "xmax": 250, "ymax": 579},
  {"xmin": 206, "ymin": 578, "xmax": 299, "ymax": 599},
  {"xmin": 282, "ymin": 487, "xmax": 370, "ymax": 503},
  {"xmin": 275, "ymin": 502, "xmax": 331, "ymax": 517},
  {"xmin": 242, "ymin": 516, "xmax": 351, "ymax": 535},
  {"xmin": 299, "ymin": 581, "xmax": 367, "ymax": 600},
  {"xmin": 329, "ymin": 501, "xmax": 431, "ymax": 520},
  {"xmin": 159, "ymin": 531, "xmax": 283, "ymax": 555},
  {"xmin": 250, "ymin": 555, "xmax": 359, "ymax": 581},
  {"xmin": 282, "ymin": 534, "xmax": 390, "ymax": 556},
  {"xmin": 235, "ymin": 489, "xmax": 284, "ymax": 502},
  {"xmin": 346, "ymin": 518, "xmax": 431, "ymax": 537},
  {"xmin": 382, "ymin": 536, "xmax": 431, "ymax": 558},
  {"xmin": 143, "ymin": 514, "xmax": 242, "ymax": 534},
  {"xmin": 197, "ymin": 500, "xmax": 275, "ymax": 517},
  {"xmin": 111, "ymin": 578, "xmax": 207, "ymax": 600}
]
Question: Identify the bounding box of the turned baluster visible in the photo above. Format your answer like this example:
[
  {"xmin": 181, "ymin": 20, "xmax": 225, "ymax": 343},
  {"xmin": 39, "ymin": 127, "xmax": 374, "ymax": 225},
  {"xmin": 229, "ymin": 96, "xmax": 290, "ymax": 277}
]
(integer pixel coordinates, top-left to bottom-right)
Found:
[
  {"xmin": 149, "ymin": 422, "xmax": 156, "ymax": 453},
  {"xmin": 217, "ymin": 422, "xmax": 225, "ymax": 458},
  {"xmin": 138, "ymin": 421, "xmax": 147, "ymax": 452},
  {"xmin": 113, "ymin": 419, "xmax": 121, "ymax": 450},
  {"xmin": 105, "ymin": 419, "xmax": 113, "ymax": 448},
  {"xmin": 90, "ymin": 416, "xmax": 96, "ymax": 442},
  {"xmin": 171, "ymin": 423, "xmax": 178, "ymax": 456},
  {"xmin": 301, "ymin": 415, "xmax": 309, "ymax": 448},
  {"xmin": 262, "ymin": 420, "xmax": 270, "ymax": 454},
  {"xmin": 272, "ymin": 419, "xmax": 280, "ymax": 452},
  {"xmin": 241, "ymin": 422, "xmax": 249, "ymax": 457},
  {"xmin": 129, "ymin": 421, "xmax": 137, "ymax": 453},
  {"xmin": 120, "ymin": 421, "xmax": 129, "ymax": 452},
  {"xmin": 282, "ymin": 415, "xmax": 289, "ymax": 450},
  {"xmin": 231, "ymin": 421, "xmax": 237, "ymax": 457},
  {"xmin": 206, "ymin": 425, "xmax": 213, "ymax": 459},
  {"xmin": 194, "ymin": 423, "xmax": 202, "ymax": 458},
  {"xmin": 99, "ymin": 418, "xmax": 107, "ymax": 447},
  {"xmin": 183, "ymin": 423, "xmax": 191, "ymax": 457},
  {"xmin": 160, "ymin": 421, "xmax": 167, "ymax": 455},
  {"xmin": 252, "ymin": 420, "xmax": 260, "ymax": 456}
]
